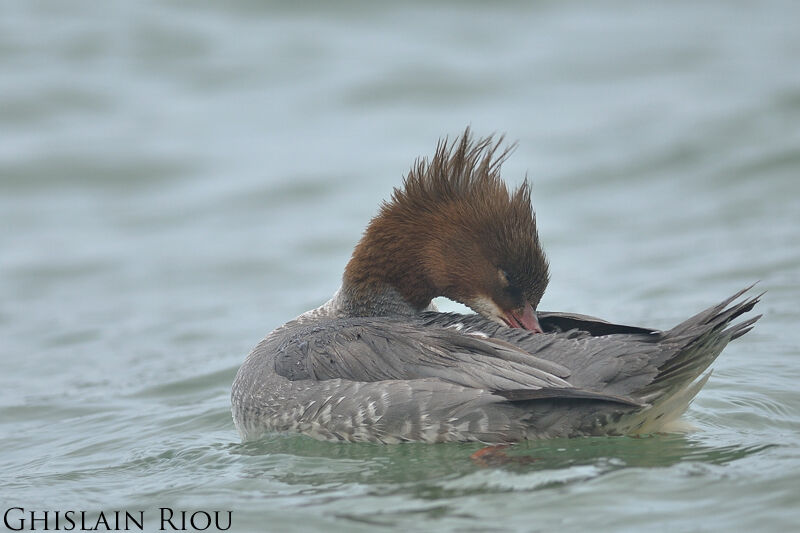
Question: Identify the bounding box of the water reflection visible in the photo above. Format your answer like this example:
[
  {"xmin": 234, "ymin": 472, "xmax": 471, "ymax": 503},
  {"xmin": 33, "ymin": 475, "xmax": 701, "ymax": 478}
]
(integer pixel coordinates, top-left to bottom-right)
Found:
[{"xmin": 230, "ymin": 432, "xmax": 776, "ymax": 491}]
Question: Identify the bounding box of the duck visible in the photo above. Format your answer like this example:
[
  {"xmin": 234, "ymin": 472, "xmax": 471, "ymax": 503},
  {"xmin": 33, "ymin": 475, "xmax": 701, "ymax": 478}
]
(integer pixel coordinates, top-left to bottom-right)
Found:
[{"xmin": 231, "ymin": 129, "xmax": 761, "ymax": 444}]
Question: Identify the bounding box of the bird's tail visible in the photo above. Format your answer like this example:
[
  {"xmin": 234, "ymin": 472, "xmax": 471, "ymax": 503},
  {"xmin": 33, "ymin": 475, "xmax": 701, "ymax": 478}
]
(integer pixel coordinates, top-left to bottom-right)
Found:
[{"xmin": 617, "ymin": 285, "xmax": 762, "ymax": 434}]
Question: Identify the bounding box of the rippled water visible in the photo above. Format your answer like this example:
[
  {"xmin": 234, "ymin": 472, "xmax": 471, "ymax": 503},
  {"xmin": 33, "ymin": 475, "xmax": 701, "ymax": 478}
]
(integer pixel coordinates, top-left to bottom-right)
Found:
[{"xmin": 2, "ymin": 1, "xmax": 799, "ymax": 531}]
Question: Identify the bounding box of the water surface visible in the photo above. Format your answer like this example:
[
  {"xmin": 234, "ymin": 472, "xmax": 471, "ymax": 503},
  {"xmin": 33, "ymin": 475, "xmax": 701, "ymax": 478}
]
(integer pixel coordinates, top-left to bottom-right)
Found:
[{"xmin": 2, "ymin": 1, "xmax": 799, "ymax": 531}]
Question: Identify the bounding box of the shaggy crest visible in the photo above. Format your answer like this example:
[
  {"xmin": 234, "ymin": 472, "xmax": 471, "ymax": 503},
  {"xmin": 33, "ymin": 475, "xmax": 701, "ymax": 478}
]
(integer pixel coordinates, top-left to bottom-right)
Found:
[
  {"xmin": 390, "ymin": 129, "xmax": 516, "ymax": 215},
  {"xmin": 384, "ymin": 128, "xmax": 549, "ymax": 308}
]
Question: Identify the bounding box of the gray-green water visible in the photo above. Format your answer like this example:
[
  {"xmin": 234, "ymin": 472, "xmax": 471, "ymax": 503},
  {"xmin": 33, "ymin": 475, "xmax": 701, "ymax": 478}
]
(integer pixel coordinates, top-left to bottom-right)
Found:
[{"xmin": 2, "ymin": 1, "xmax": 799, "ymax": 531}]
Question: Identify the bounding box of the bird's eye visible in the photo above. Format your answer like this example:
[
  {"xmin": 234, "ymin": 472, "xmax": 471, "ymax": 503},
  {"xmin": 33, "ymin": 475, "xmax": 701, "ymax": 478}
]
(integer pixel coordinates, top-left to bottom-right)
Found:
[{"xmin": 505, "ymin": 284, "xmax": 523, "ymax": 304}]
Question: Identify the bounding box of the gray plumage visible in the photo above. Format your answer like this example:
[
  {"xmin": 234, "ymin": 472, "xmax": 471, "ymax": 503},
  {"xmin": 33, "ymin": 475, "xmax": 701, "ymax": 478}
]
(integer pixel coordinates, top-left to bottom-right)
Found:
[{"xmin": 231, "ymin": 286, "xmax": 761, "ymax": 443}]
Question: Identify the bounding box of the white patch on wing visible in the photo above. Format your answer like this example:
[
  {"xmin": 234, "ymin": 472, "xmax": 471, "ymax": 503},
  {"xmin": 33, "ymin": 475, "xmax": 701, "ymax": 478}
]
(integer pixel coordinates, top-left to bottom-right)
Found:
[{"xmin": 431, "ymin": 297, "xmax": 471, "ymax": 314}]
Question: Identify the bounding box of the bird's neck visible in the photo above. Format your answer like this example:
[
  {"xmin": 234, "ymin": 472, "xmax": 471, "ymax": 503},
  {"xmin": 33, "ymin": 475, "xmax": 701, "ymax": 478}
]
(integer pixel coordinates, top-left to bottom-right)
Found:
[{"xmin": 340, "ymin": 212, "xmax": 442, "ymax": 317}]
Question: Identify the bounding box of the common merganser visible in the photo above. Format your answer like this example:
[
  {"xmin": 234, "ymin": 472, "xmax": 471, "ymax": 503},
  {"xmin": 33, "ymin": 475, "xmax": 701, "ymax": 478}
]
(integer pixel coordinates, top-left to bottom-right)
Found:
[{"xmin": 231, "ymin": 129, "xmax": 761, "ymax": 444}]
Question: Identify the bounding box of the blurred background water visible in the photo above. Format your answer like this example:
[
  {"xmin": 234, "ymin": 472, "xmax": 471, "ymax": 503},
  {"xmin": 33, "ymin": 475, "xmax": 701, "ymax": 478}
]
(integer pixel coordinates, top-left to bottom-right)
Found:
[{"xmin": 1, "ymin": 1, "xmax": 799, "ymax": 531}]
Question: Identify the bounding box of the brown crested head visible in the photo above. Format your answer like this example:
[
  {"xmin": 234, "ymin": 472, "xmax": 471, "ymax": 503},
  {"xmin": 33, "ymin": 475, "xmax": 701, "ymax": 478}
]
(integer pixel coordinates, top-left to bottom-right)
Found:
[{"xmin": 343, "ymin": 128, "xmax": 549, "ymax": 331}]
